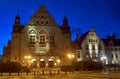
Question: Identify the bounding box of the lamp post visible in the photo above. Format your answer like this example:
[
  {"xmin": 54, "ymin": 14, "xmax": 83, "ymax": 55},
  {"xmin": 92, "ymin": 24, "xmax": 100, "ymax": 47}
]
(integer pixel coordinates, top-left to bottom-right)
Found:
[
  {"xmin": 57, "ymin": 59, "xmax": 61, "ymax": 67},
  {"xmin": 57, "ymin": 59, "xmax": 61, "ymax": 75},
  {"xmin": 24, "ymin": 55, "xmax": 32, "ymax": 68},
  {"xmin": 67, "ymin": 53, "xmax": 75, "ymax": 66}
]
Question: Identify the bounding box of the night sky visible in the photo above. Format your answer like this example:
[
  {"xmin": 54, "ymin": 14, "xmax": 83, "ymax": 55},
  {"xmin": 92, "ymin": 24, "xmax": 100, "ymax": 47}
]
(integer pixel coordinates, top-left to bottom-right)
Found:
[{"xmin": 0, "ymin": 0, "xmax": 120, "ymax": 55}]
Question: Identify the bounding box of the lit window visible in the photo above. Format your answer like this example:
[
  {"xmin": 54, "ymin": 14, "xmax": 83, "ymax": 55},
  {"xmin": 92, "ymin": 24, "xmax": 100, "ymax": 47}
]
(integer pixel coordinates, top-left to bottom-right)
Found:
[
  {"xmin": 39, "ymin": 35, "xmax": 45, "ymax": 44},
  {"xmin": 92, "ymin": 45, "xmax": 95, "ymax": 50},
  {"xmin": 77, "ymin": 53, "xmax": 80, "ymax": 58},
  {"xmin": 30, "ymin": 34, "xmax": 35, "ymax": 43},
  {"xmin": 86, "ymin": 45, "xmax": 88, "ymax": 50},
  {"xmin": 116, "ymin": 54, "xmax": 118, "ymax": 58},
  {"xmin": 50, "ymin": 35, "xmax": 55, "ymax": 47}
]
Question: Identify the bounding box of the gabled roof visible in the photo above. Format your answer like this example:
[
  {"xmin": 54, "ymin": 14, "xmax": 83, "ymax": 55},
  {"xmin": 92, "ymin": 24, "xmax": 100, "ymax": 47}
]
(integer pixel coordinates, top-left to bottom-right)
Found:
[
  {"xmin": 79, "ymin": 27, "xmax": 95, "ymax": 43},
  {"xmin": 28, "ymin": 5, "xmax": 57, "ymax": 26}
]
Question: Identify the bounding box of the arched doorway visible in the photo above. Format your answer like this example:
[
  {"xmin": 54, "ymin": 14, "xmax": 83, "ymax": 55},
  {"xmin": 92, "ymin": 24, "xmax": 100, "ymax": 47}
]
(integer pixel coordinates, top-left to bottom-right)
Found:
[
  {"xmin": 48, "ymin": 57, "xmax": 54, "ymax": 68},
  {"xmin": 32, "ymin": 59, "xmax": 37, "ymax": 68},
  {"xmin": 40, "ymin": 58, "xmax": 46, "ymax": 68}
]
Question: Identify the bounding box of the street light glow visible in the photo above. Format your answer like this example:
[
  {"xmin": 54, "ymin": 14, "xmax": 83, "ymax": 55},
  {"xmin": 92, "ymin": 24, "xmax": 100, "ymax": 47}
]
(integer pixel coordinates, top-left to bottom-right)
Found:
[
  {"xmin": 57, "ymin": 59, "xmax": 60, "ymax": 63},
  {"xmin": 67, "ymin": 54, "xmax": 74, "ymax": 59}
]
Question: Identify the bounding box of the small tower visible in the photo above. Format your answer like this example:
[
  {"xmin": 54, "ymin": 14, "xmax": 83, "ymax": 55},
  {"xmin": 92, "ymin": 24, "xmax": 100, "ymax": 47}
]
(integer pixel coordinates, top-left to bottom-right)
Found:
[
  {"xmin": 15, "ymin": 14, "xmax": 20, "ymax": 24},
  {"xmin": 13, "ymin": 14, "xmax": 21, "ymax": 32},
  {"xmin": 61, "ymin": 16, "xmax": 71, "ymax": 50},
  {"xmin": 63, "ymin": 16, "xmax": 68, "ymax": 26},
  {"xmin": 11, "ymin": 14, "xmax": 22, "ymax": 62},
  {"xmin": 61, "ymin": 16, "xmax": 70, "ymax": 33}
]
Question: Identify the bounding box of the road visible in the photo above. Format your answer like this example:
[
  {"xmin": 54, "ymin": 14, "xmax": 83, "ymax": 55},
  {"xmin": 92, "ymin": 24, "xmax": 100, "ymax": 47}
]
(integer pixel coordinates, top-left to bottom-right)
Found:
[{"xmin": 0, "ymin": 72, "xmax": 120, "ymax": 79}]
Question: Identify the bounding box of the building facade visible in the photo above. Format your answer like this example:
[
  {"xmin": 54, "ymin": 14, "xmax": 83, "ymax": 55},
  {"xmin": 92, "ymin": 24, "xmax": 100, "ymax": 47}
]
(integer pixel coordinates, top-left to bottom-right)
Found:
[
  {"xmin": 3, "ymin": 5, "xmax": 72, "ymax": 70},
  {"xmin": 3, "ymin": 5, "xmax": 120, "ymax": 70}
]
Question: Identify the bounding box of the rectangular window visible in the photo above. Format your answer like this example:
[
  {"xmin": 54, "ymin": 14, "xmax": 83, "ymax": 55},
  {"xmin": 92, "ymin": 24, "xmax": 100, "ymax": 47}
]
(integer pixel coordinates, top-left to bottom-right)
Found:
[
  {"xmin": 92, "ymin": 45, "xmax": 95, "ymax": 50},
  {"xmin": 30, "ymin": 35, "xmax": 35, "ymax": 43},
  {"xmin": 78, "ymin": 53, "xmax": 80, "ymax": 58},
  {"xmin": 39, "ymin": 35, "xmax": 45, "ymax": 44},
  {"xmin": 86, "ymin": 45, "xmax": 88, "ymax": 50},
  {"xmin": 50, "ymin": 35, "xmax": 55, "ymax": 47}
]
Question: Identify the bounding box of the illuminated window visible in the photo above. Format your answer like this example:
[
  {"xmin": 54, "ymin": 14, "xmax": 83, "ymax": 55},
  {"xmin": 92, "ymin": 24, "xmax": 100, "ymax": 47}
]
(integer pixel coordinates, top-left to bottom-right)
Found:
[
  {"xmin": 116, "ymin": 54, "xmax": 118, "ymax": 58},
  {"xmin": 92, "ymin": 45, "xmax": 95, "ymax": 50},
  {"xmin": 77, "ymin": 53, "xmax": 80, "ymax": 58},
  {"xmin": 86, "ymin": 45, "xmax": 88, "ymax": 50},
  {"xmin": 50, "ymin": 35, "xmax": 55, "ymax": 47},
  {"xmin": 39, "ymin": 35, "xmax": 45, "ymax": 44},
  {"xmin": 30, "ymin": 34, "xmax": 35, "ymax": 43}
]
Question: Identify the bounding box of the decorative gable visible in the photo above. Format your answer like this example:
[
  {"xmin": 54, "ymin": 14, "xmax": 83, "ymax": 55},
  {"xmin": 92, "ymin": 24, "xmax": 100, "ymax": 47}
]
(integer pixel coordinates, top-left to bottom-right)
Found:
[{"xmin": 28, "ymin": 5, "xmax": 57, "ymax": 26}]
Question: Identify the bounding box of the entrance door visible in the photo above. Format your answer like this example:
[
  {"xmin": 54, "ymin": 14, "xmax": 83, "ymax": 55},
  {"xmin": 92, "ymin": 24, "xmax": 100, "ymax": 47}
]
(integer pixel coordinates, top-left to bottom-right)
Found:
[
  {"xmin": 33, "ymin": 61, "xmax": 37, "ymax": 68},
  {"xmin": 48, "ymin": 58, "xmax": 54, "ymax": 68},
  {"xmin": 40, "ymin": 58, "xmax": 46, "ymax": 68}
]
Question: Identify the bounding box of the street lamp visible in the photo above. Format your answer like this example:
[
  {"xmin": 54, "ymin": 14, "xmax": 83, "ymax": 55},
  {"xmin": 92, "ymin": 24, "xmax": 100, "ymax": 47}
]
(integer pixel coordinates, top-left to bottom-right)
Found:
[
  {"xmin": 67, "ymin": 54, "xmax": 75, "ymax": 59},
  {"xmin": 67, "ymin": 53, "xmax": 75, "ymax": 66},
  {"xmin": 57, "ymin": 59, "xmax": 61, "ymax": 66},
  {"xmin": 24, "ymin": 55, "xmax": 32, "ymax": 68}
]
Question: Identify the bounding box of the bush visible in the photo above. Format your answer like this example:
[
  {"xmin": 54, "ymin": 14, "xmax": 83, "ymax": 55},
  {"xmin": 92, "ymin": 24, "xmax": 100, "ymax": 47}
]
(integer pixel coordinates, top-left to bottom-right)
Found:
[
  {"xmin": 61, "ymin": 66, "xmax": 73, "ymax": 72},
  {"xmin": 0, "ymin": 62, "xmax": 22, "ymax": 72},
  {"xmin": 73, "ymin": 61, "xmax": 103, "ymax": 71}
]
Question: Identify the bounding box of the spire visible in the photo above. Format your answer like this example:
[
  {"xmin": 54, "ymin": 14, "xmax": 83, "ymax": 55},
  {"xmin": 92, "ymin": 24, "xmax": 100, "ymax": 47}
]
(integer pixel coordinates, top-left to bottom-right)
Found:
[
  {"xmin": 62, "ymin": 16, "xmax": 68, "ymax": 26},
  {"xmin": 15, "ymin": 14, "xmax": 20, "ymax": 24}
]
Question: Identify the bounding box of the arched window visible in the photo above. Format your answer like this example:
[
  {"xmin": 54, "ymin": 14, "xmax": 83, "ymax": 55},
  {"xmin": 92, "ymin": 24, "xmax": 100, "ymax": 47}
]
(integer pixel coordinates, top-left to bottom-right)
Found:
[
  {"xmin": 29, "ymin": 30, "xmax": 36, "ymax": 44},
  {"xmin": 48, "ymin": 57, "xmax": 54, "ymax": 68},
  {"xmin": 32, "ymin": 59, "xmax": 37, "ymax": 68},
  {"xmin": 39, "ymin": 30, "xmax": 46, "ymax": 44},
  {"xmin": 40, "ymin": 58, "xmax": 46, "ymax": 68}
]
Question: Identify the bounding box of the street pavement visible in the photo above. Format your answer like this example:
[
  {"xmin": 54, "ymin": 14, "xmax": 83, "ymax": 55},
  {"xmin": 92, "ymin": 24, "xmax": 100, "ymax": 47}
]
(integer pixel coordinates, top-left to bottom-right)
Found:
[{"xmin": 0, "ymin": 72, "xmax": 120, "ymax": 79}]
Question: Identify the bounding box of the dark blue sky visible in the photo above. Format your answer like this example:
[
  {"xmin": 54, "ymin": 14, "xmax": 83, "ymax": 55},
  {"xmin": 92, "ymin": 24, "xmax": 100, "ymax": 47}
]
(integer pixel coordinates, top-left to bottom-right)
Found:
[{"xmin": 0, "ymin": 0, "xmax": 120, "ymax": 55}]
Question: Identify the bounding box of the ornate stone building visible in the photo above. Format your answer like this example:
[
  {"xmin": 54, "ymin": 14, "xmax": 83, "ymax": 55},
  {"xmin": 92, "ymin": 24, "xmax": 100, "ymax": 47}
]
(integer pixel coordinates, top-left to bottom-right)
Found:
[
  {"xmin": 3, "ymin": 5, "xmax": 120, "ymax": 70},
  {"xmin": 3, "ymin": 5, "xmax": 72, "ymax": 70}
]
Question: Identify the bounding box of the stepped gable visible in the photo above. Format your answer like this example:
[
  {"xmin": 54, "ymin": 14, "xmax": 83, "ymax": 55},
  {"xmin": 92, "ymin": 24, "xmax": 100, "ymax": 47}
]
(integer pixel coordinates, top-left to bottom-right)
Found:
[{"xmin": 28, "ymin": 5, "xmax": 57, "ymax": 26}]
